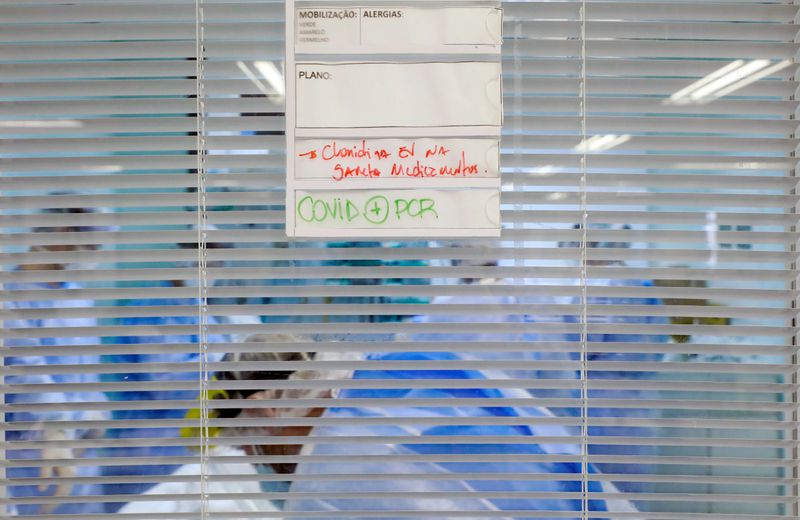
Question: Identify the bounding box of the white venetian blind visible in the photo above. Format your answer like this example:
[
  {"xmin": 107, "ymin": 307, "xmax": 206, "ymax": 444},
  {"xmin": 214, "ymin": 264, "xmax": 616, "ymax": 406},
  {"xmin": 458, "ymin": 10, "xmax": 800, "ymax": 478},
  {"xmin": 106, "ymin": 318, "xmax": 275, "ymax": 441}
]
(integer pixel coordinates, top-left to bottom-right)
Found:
[{"xmin": 1, "ymin": 0, "xmax": 798, "ymax": 518}]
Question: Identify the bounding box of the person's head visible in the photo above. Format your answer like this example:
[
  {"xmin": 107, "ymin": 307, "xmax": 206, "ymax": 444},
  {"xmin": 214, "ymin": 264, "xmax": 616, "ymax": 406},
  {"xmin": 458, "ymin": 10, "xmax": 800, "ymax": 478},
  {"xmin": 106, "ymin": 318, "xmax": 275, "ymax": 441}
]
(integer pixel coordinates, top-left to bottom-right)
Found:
[
  {"xmin": 21, "ymin": 205, "xmax": 103, "ymax": 274},
  {"xmin": 214, "ymin": 334, "xmax": 357, "ymax": 473}
]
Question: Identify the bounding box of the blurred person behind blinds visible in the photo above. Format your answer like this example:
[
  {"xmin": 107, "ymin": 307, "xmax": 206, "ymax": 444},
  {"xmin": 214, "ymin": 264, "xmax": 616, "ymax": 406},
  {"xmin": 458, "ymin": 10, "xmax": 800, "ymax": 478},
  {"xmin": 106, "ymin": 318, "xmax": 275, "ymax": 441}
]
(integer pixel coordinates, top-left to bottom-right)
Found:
[
  {"xmin": 100, "ymin": 225, "xmax": 234, "ymax": 504},
  {"xmin": 117, "ymin": 334, "xmax": 344, "ymax": 516},
  {"xmin": 122, "ymin": 334, "xmax": 637, "ymax": 516},
  {"xmin": 3, "ymin": 204, "xmax": 109, "ymax": 515},
  {"xmin": 410, "ymin": 224, "xmax": 669, "ymax": 490}
]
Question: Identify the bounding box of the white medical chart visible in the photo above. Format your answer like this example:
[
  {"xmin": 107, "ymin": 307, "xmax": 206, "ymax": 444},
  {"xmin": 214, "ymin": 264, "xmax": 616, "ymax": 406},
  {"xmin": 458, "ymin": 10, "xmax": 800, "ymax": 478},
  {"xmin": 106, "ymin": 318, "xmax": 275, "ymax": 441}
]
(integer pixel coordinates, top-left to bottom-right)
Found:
[{"xmin": 286, "ymin": 1, "xmax": 503, "ymax": 238}]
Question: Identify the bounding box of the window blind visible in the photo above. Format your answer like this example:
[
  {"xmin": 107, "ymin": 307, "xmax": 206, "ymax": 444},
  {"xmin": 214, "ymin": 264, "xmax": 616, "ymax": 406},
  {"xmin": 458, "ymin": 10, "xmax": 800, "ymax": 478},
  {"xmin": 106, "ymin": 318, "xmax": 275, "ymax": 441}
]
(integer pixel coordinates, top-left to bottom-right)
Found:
[{"xmin": 1, "ymin": 0, "xmax": 798, "ymax": 518}]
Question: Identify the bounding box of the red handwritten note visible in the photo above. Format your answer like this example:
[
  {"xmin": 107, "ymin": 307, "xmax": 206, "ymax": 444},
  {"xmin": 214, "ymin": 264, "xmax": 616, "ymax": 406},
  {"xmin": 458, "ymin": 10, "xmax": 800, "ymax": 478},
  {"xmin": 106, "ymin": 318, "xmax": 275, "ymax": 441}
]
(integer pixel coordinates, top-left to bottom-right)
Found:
[{"xmin": 295, "ymin": 138, "xmax": 499, "ymax": 182}]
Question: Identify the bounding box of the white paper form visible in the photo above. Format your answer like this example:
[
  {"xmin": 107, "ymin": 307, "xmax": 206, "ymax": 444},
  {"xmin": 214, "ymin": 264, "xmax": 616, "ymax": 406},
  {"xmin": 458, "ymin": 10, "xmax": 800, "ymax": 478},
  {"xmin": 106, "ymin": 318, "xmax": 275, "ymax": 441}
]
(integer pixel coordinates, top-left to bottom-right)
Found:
[
  {"xmin": 295, "ymin": 62, "xmax": 503, "ymax": 130},
  {"xmin": 295, "ymin": 7, "xmax": 503, "ymax": 54},
  {"xmin": 294, "ymin": 188, "xmax": 500, "ymax": 237},
  {"xmin": 285, "ymin": 1, "xmax": 503, "ymax": 238}
]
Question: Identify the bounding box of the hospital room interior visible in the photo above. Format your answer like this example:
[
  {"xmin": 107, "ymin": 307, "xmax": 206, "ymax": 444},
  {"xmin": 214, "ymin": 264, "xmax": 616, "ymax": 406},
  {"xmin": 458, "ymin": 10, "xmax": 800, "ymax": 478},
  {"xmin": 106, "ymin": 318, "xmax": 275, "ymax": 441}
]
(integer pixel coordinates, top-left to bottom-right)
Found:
[{"xmin": 1, "ymin": 0, "xmax": 798, "ymax": 518}]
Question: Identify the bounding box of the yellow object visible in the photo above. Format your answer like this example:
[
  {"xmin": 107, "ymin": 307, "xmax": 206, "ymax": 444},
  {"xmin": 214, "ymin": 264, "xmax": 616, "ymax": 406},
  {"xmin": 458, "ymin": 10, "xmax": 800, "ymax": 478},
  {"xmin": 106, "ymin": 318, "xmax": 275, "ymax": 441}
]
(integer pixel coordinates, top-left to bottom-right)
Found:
[
  {"xmin": 670, "ymin": 314, "xmax": 730, "ymax": 343},
  {"xmin": 180, "ymin": 387, "xmax": 229, "ymax": 440}
]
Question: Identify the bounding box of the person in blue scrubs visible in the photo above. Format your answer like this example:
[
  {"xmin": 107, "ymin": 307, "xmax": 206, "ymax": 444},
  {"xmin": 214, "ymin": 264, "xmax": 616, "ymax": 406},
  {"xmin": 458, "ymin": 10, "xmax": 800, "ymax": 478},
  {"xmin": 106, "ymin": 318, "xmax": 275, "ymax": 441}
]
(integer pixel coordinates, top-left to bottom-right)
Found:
[
  {"xmin": 204, "ymin": 339, "xmax": 637, "ymax": 516},
  {"xmin": 4, "ymin": 208, "xmax": 109, "ymax": 515},
  {"xmin": 100, "ymin": 242, "xmax": 229, "ymax": 507},
  {"xmin": 409, "ymin": 229, "xmax": 670, "ymax": 493}
]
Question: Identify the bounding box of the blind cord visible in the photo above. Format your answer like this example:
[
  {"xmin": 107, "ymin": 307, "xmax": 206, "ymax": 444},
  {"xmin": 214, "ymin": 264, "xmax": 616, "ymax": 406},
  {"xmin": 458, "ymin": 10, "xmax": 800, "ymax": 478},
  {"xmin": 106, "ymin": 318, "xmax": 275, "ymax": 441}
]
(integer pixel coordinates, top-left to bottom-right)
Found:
[
  {"xmin": 513, "ymin": 13, "xmax": 523, "ymax": 281},
  {"xmin": 195, "ymin": 0, "xmax": 211, "ymax": 518},
  {"xmin": 791, "ymin": 4, "xmax": 799, "ymax": 514},
  {"xmin": 579, "ymin": 0, "xmax": 590, "ymax": 516}
]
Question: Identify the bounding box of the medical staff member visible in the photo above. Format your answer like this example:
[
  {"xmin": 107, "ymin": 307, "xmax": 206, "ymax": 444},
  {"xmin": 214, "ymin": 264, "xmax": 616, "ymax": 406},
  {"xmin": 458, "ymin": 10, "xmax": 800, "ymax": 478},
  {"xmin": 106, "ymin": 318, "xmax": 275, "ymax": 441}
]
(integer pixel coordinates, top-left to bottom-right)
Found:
[
  {"xmin": 117, "ymin": 336, "xmax": 337, "ymax": 516},
  {"xmin": 286, "ymin": 349, "xmax": 636, "ymax": 516},
  {"xmin": 4, "ymin": 206, "xmax": 109, "ymax": 515},
  {"xmin": 100, "ymin": 233, "xmax": 232, "ymax": 505},
  {"xmin": 122, "ymin": 335, "xmax": 636, "ymax": 516},
  {"xmin": 409, "ymin": 227, "xmax": 669, "ymax": 491}
]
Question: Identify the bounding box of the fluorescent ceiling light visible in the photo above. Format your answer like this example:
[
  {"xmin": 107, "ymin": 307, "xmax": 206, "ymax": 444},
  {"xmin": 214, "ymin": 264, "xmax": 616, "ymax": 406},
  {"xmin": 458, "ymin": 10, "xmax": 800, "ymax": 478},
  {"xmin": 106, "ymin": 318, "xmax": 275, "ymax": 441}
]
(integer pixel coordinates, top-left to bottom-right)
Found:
[
  {"xmin": 668, "ymin": 60, "xmax": 745, "ymax": 103},
  {"xmin": 237, "ymin": 60, "xmax": 286, "ymax": 99},
  {"xmin": 528, "ymin": 165, "xmax": 558, "ymax": 177},
  {"xmin": 574, "ymin": 134, "xmax": 631, "ymax": 153},
  {"xmin": 90, "ymin": 165, "xmax": 124, "ymax": 173},
  {"xmin": 688, "ymin": 59, "xmax": 770, "ymax": 100},
  {"xmin": 237, "ymin": 60, "xmax": 272, "ymax": 97},
  {"xmin": 253, "ymin": 61, "xmax": 286, "ymax": 97},
  {"xmin": 667, "ymin": 59, "xmax": 793, "ymax": 105},
  {"xmin": 708, "ymin": 59, "xmax": 792, "ymax": 100}
]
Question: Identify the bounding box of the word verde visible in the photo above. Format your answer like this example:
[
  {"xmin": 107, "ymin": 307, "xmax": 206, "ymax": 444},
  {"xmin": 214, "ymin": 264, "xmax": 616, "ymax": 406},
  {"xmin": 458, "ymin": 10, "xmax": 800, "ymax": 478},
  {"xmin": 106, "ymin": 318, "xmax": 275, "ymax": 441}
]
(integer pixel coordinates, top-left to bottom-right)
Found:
[{"xmin": 297, "ymin": 194, "xmax": 439, "ymax": 225}]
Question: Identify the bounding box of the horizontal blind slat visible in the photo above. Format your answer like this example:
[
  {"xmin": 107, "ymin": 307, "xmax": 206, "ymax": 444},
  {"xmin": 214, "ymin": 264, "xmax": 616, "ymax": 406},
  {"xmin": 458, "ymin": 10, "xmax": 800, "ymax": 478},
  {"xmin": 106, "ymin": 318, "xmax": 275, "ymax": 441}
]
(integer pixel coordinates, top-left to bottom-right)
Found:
[{"xmin": 3, "ymin": 302, "xmax": 796, "ymax": 322}]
